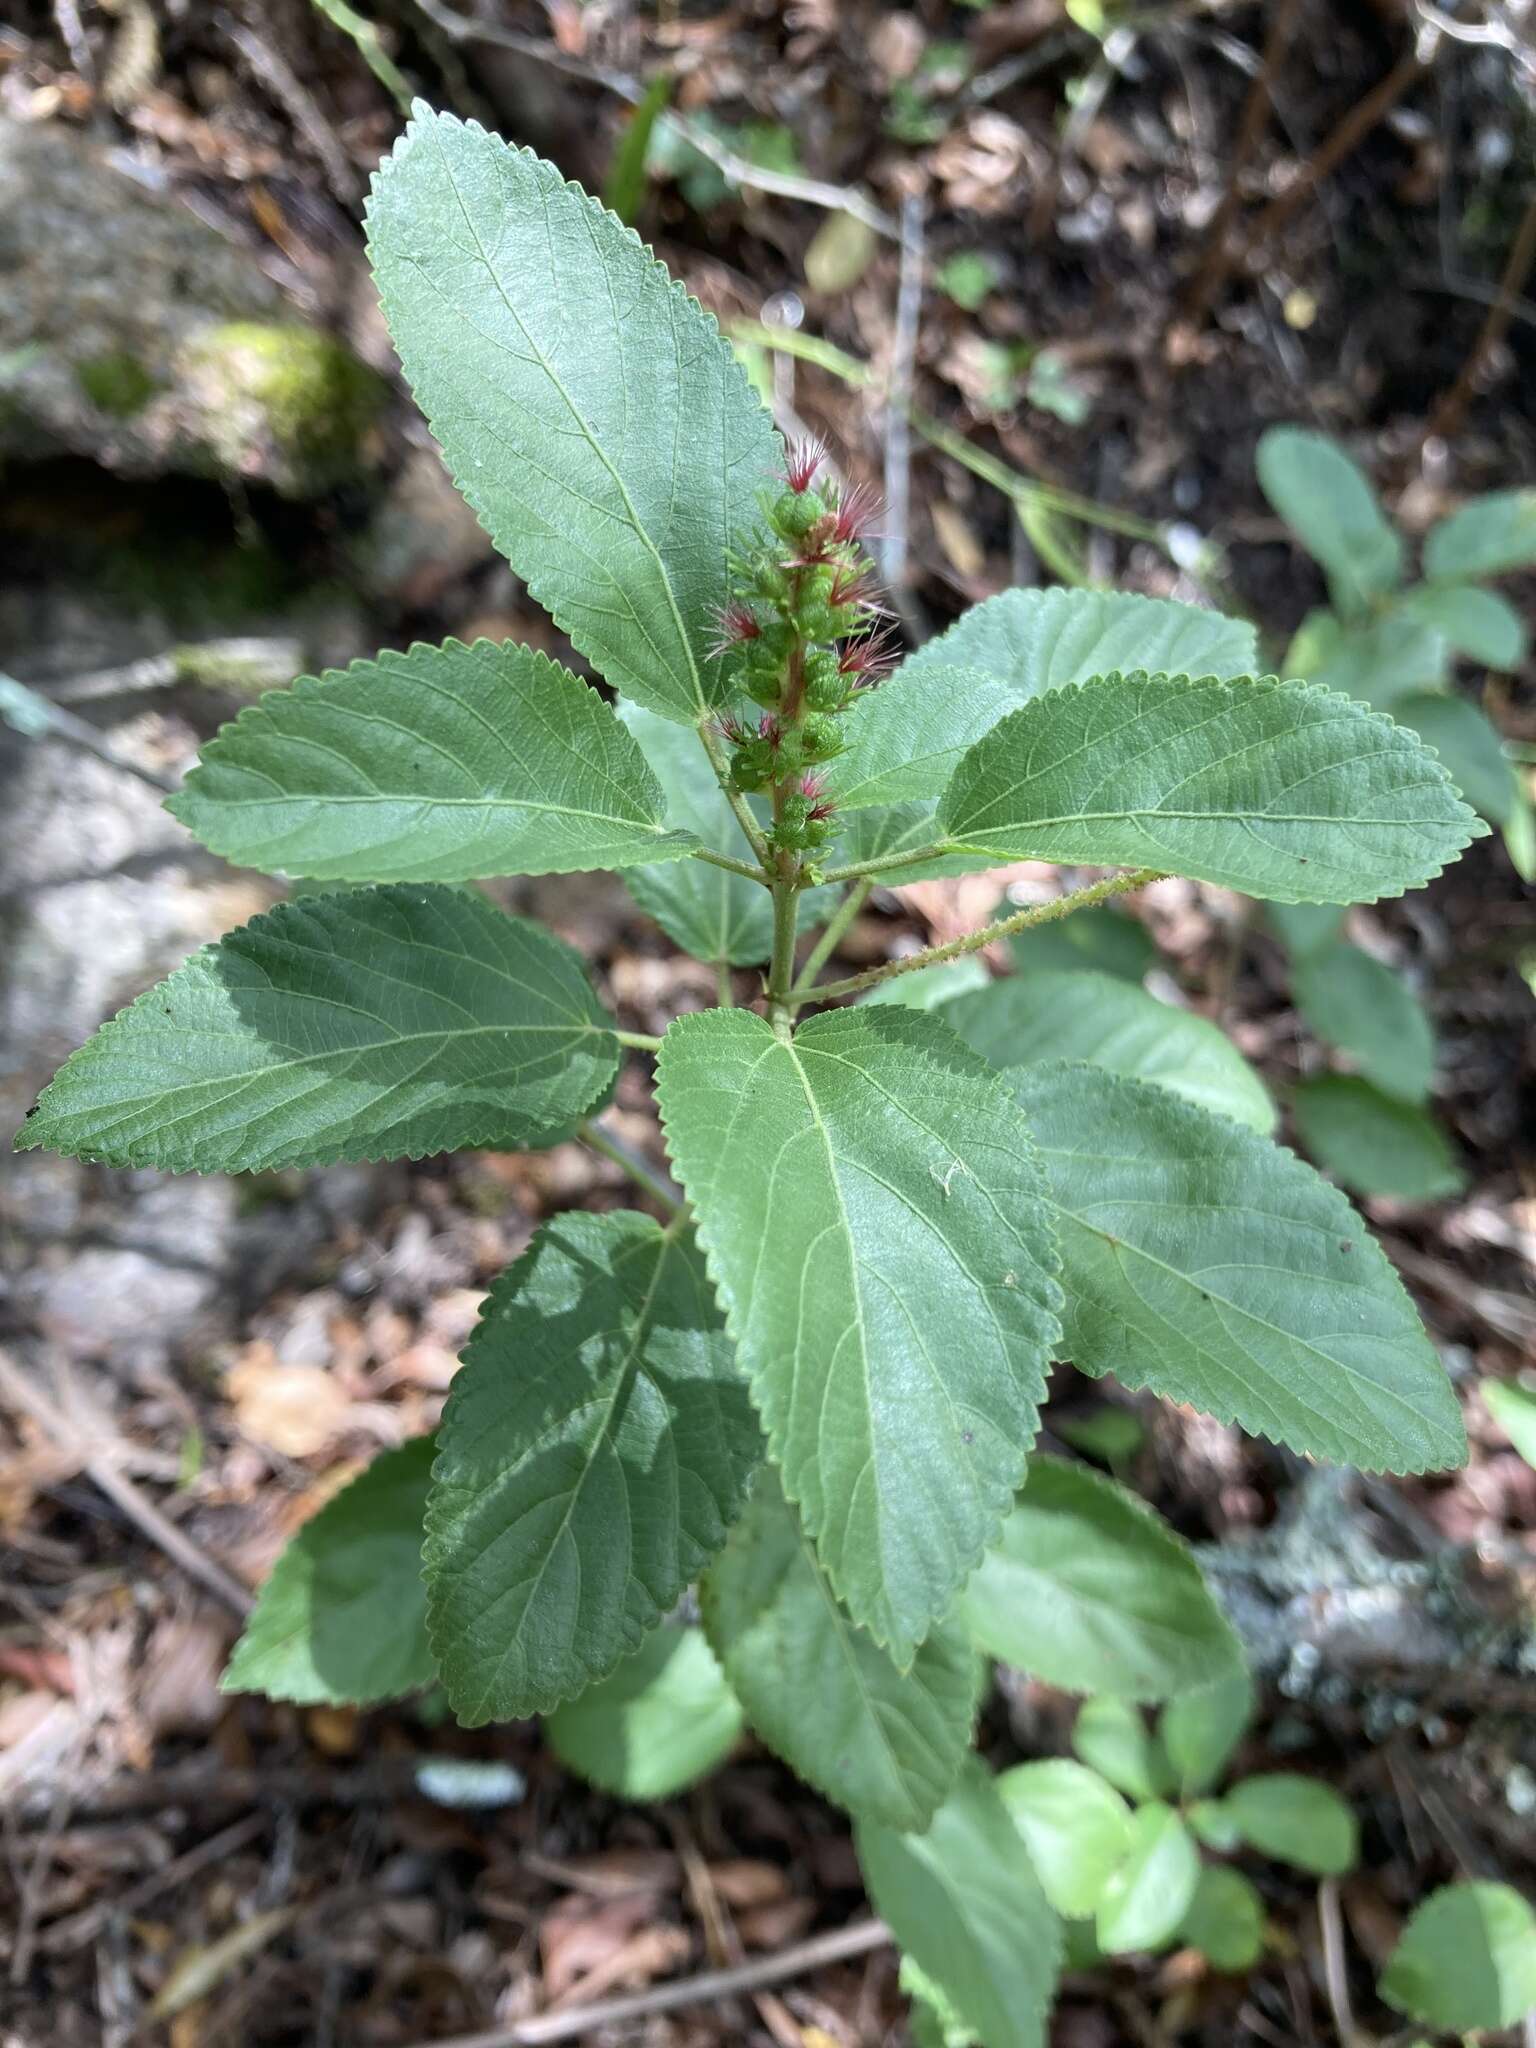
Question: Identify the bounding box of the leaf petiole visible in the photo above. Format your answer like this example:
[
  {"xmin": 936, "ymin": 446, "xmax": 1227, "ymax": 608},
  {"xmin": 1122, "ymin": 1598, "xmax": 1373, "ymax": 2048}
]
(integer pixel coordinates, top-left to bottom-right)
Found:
[
  {"xmin": 691, "ymin": 844, "xmax": 769, "ymax": 883},
  {"xmin": 805, "ymin": 869, "xmax": 1166, "ymax": 1004},
  {"xmin": 791, "ymin": 878, "xmax": 873, "ymax": 997}
]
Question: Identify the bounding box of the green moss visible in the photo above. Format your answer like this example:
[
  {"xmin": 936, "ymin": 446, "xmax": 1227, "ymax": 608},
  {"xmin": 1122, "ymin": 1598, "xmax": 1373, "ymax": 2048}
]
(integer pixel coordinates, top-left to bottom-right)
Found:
[
  {"xmin": 182, "ymin": 321, "xmax": 386, "ymax": 492},
  {"xmin": 75, "ymin": 350, "xmax": 157, "ymax": 416}
]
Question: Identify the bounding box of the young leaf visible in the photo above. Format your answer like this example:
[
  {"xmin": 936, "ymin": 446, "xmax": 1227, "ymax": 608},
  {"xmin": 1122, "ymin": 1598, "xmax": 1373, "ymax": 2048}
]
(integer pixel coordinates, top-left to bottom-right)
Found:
[
  {"xmin": 1012, "ymin": 1062, "xmax": 1467, "ymax": 1474},
  {"xmin": 1291, "ymin": 1073, "xmax": 1465, "ymax": 1202},
  {"xmin": 1222, "ymin": 1774, "xmax": 1358, "ymax": 1876},
  {"xmin": 946, "ymin": 969, "xmax": 1275, "ymax": 1132},
  {"xmin": 1424, "ymin": 487, "xmax": 1536, "ymax": 583},
  {"xmin": 936, "ymin": 672, "xmax": 1484, "ymax": 904},
  {"xmin": 1290, "ymin": 941, "xmax": 1435, "ymax": 1103},
  {"xmin": 1289, "ymin": 608, "xmax": 1449, "ymax": 710},
  {"xmin": 1255, "ymin": 426, "xmax": 1403, "ymax": 614},
  {"xmin": 1094, "ymin": 1803, "xmax": 1200, "ymax": 1955},
  {"xmin": 996, "ymin": 1759, "xmax": 1134, "ymax": 1917},
  {"xmin": 1380, "ymin": 1881, "xmax": 1536, "ymax": 2031},
  {"xmin": 1394, "ymin": 690, "xmax": 1519, "ymax": 826},
  {"xmin": 903, "ymin": 1958, "xmax": 980, "ymax": 2048},
  {"xmin": 1178, "ymin": 1866, "xmax": 1265, "ymax": 1972},
  {"xmin": 835, "ymin": 588, "xmax": 1258, "ymax": 810},
  {"xmin": 1481, "ymin": 1377, "xmax": 1536, "ymax": 1469},
  {"xmin": 1159, "ymin": 1669, "xmax": 1254, "ymax": 1796},
  {"xmin": 701, "ymin": 1472, "xmax": 979, "ymax": 1829},
  {"xmin": 423, "ymin": 1211, "xmax": 759, "ymax": 1724},
  {"xmin": 543, "ymin": 1624, "xmax": 743, "ymax": 1800},
  {"xmin": 1071, "ymin": 1697, "xmax": 1172, "ymax": 1803},
  {"xmin": 857, "ymin": 1762, "xmax": 1062, "ymax": 2048},
  {"xmin": 958, "ymin": 1458, "xmax": 1242, "ymax": 1702},
  {"xmin": 366, "ymin": 107, "xmax": 779, "ymax": 724},
  {"xmin": 223, "ymin": 1437, "xmax": 436, "ymax": 1705},
  {"xmin": 18, "ymin": 886, "xmax": 619, "ymax": 1172},
  {"xmin": 169, "ymin": 640, "xmax": 699, "ymax": 882},
  {"xmin": 657, "ymin": 1006, "xmax": 1063, "ymax": 1662},
  {"xmin": 1398, "ymin": 584, "xmax": 1527, "ymax": 669},
  {"xmin": 1264, "ymin": 899, "xmax": 1346, "ymax": 959}
]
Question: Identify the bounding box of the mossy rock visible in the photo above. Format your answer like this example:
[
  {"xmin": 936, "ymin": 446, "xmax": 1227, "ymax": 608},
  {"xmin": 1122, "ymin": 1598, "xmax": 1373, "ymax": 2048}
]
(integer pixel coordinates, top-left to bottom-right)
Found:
[
  {"xmin": 75, "ymin": 351, "xmax": 159, "ymax": 418},
  {"xmin": 179, "ymin": 322, "xmax": 387, "ymax": 497}
]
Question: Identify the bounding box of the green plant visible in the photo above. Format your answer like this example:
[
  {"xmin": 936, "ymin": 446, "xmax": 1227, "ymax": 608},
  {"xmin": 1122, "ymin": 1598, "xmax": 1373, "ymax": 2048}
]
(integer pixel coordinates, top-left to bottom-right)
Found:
[
  {"xmin": 1379, "ymin": 1880, "xmax": 1536, "ymax": 2033},
  {"xmin": 1257, "ymin": 425, "xmax": 1535, "ymax": 877},
  {"xmin": 17, "ymin": 109, "xmax": 1491, "ymax": 2046}
]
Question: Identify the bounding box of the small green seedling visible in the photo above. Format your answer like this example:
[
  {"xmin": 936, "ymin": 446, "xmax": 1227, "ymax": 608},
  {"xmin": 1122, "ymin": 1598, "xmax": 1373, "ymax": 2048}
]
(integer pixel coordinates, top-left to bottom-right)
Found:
[{"xmin": 17, "ymin": 108, "xmax": 1489, "ymax": 2048}]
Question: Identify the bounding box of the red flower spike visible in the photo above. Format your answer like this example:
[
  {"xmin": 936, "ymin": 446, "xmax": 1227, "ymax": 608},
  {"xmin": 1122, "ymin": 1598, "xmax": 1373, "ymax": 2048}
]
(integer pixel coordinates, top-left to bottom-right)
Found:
[
  {"xmin": 706, "ymin": 601, "xmax": 763, "ymax": 659},
  {"xmin": 829, "ymin": 563, "xmax": 888, "ymax": 614},
  {"xmin": 838, "ymin": 628, "xmax": 899, "ymax": 687},
  {"xmin": 758, "ymin": 714, "xmax": 783, "ymax": 747},
  {"xmin": 780, "ymin": 434, "xmax": 828, "ymax": 494},
  {"xmin": 831, "ymin": 479, "xmax": 886, "ymax": 543},
  {"xmin": 717, "ymin": 713, "xmax": 754, "ymax": 747},
  {"xmin": 800, "ymin": 774, "xmax": 836, "ymax": 822}
]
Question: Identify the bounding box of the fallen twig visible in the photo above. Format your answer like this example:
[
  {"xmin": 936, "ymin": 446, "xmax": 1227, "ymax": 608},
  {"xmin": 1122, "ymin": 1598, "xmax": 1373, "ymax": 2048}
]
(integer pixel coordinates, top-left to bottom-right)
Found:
[
  {"xmin": 1424, "ymin": 186, "xmax": 1536, "ymax": 445},
  {"xmin": 402, "ymin": 1918, "xmax": 891, "ymax": 2048},
  {"xmin": 0, "ymin": 1349, "xmax": 252, "ymax": 1619}
]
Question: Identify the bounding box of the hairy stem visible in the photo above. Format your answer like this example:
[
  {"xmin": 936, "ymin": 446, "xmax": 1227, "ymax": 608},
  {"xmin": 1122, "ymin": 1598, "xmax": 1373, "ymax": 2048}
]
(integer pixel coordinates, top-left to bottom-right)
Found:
[
  {"xmin": 697, "ymin": 717, "xmax": 771, "ymax": 867},
  {"xmin": 766, "ymin": 868, "xmax": 800, "ymax": 1038},
  {"xmin": 791, "ymin": 878, "xmax": 873, "ymax": 996},
  {"xmin": 691, "ymin": 843, "xmax": 767, "ymax": 882},
  {"xmin": 613, "ymin": 1029, "xmax": 665, "ymax": 1054},
  {"xmin": 815, "ymin": 842, "xmax": 950, "ymax": 885},
  {"xmin": 805, "ymin": 869, "xmax": 1164, "ymax": 1003},
  {"xmin": 577, "ymin": 1118, "xmax": 682, "ymax": 1214}
]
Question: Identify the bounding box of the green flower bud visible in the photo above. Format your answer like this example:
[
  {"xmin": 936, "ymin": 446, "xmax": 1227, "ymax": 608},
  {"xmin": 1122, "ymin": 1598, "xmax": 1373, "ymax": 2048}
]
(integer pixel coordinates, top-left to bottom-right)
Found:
[
  {"xmin": 770, "ymin": 488, "xmax": 827, "ymax": 540},
  {"xmin": 802, "ymin": 649, "xmax": 844, "ymax": 712},
  {"xmin": 799, "ymin": 714, "xmax": 843, "ymax": 762}
]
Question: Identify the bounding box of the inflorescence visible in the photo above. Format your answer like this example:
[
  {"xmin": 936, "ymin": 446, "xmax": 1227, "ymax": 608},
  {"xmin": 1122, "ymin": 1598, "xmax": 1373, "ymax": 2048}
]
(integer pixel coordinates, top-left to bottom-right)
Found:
[{"xmin": 712, "ymin": 439, "xmax": 893, "ymax": 862}]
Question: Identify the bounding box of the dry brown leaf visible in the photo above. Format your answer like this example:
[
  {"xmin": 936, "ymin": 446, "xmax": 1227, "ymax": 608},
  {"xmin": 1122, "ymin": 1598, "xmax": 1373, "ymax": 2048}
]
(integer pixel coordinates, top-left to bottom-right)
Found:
[
  {"xmin": 149, "ymin": 1906, "xmax": 297, "ymax": 2020},
  {"xmin": 226, "ymin": 1344, "xmax": 351, "ymax": 1458},
  {"xmin": 707, "ymin": 1859, "xmax": 790, "ymax": 1910},
  {"xmin": 540, "ymin": 1892, "xmax": 659, "ymax": 2000}
]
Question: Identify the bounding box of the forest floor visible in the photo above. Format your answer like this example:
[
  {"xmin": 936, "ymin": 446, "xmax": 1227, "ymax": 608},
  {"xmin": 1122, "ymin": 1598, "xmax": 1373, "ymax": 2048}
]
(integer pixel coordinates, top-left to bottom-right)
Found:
[{"xmin": 1, "ymin": 2, "xmax": 1534, "ymax": 2043}]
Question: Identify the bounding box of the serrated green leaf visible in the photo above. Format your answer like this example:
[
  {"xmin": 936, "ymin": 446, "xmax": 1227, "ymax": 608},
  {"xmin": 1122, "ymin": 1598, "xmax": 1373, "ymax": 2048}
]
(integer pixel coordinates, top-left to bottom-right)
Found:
[
  {"xmin": 169, "ymin": 640, "xmax": 699, "ymax": 882},
  {"xmin": 996, "ymin": 1759, "xmax": 1134, "ymax": 1917},
  {"xmin": 1291, "ymin": 1073, "xmax": 1465, "ymax": 1202},
  {"xmin": 1381, "ymin": 1882, "xmax": 1536, "ymax": 2031},
  {"xmin": 1398, "ymin": 584, "xmax": 1526, "ymax": 668},
  {"xmin": 1011, "ymin": 1062, "xmax": 1466, "ymax": 1474},
  {"xmin": 1395, "ymin": 690, "xmax": 1519, "ymax": 826},
  {"xmin": 1256, "ymin": 426, "xmax": 1403, "ymax": 614},
  {"xmin": 835, "ymin": 589, "xmax": 1258, "ymax": 810},
  {"xmin": 424, "ymin": 1211, "xmax": 758, "ymax": 1724},
  {"xmin": 1291, "ymin": 941, "xmax": 1434, "ymax": 1103},
  {"xmin": 1223, "ymin": 1773, "xmax": 1357, "ymax": 1875},
  {"xmin": 1178, "ymin": 1865, "xmax": 1264, "ymax": 1972},
  {"xmin": 936, "ymin": 671, "xmax": 1483, "ymax": 904},
  {"xmin": 366, "ymin": 107, "xmax": 778, "ymax": 723},
  {"xmin": 946, "ymin": 969, "xmax": 1274, "ymax": 1132},
  {"xmin": 1425, "ymin": 488, "xmax": 1536, "ymax": 582},
  {"xmin": 701, "ymin": 1471, "xmax": 978, "ymax": 1829},
  {"xmin": 1481, "ymin": 1378, "xmax": 1536, "ymax": 1469},
  {"xmin": 1071, "ymin": 1696, "xmax": 1172, "ymax": 1802},
  {"xmin": 1159, "ymin": 1669, "xmax": 1254, "ymax": 1796},
  {"xmin": 656, "ymin": 1006, "xmax": 1063, "ymax": 1661},
  {"xmin": 18, "ymin": 886, "xmax": 619, "ymax": 1172},
  {"xmin": 834, "ymin": 800, "xmax": 991, "ymax": 883},
  {"xmin": 858, "ymin": 1762, "xmax": 1062, "ymax": 2048},
  {"xmin": 543, "ymin": 1624, "xmax": 743, "ymax": 1799},
  {"xmin": 959, "ymin": 1458, "xmax": 1241, "ymax": 1701},
  {"xmin": 223, "ymin": 1438, "xmax": 436, "ymax": 1704},
  {"xmin": 1094, "ymin": 1802, "xmax": 1200, "ymax": 1954}
]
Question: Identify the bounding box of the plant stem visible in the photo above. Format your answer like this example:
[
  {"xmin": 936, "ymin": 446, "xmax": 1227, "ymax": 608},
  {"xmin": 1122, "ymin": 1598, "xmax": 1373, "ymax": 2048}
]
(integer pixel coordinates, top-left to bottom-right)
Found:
[
  {"xmin": 613, "ymin": 1029, "xmax": 664, "ymax": 1053},
  {"xmin": 805, "ymin": 869, "xmax": 1164, "ymax": 1003},
  {"xmin": 766, "ymin": 868, "xmax": 800, "ymax": 1038},
  {"xmin": 791, "ymin": 878, "xmax": 872, "ymax": 996},
  {"xmin": 715, "ymin": 958, "xmax": 735, "ymax": 1008},
  {"xmin": 697, "ymin": 717, "xmax": 771, "ymax": 867},
  {"xmin": 815, "ymin": 842, "xmax": 950, "ymax": 885},
  {"xmin": 576, "ymin": 1118, "xmax": 682, "ymax": 1214},
  {"xmin": 691, "ymin": 844, "xmax": 767, "ymax": 882}
]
